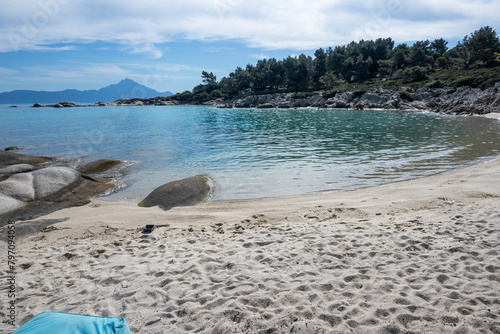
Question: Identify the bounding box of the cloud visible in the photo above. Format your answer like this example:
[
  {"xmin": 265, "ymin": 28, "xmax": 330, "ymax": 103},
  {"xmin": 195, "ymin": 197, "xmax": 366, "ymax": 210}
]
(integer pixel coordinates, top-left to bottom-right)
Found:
[
  {"xmin": 250, "ymin": 54, "xmax": 269, "ymax": 59},
  {"xmin": 0, "ymin": 0, "xmax": 499, "ymax": 53},
  {"xmin": 0, "ymin": 67, "xmax": 18, "ymax": 75},
  {"xmin": 127, "ymin": 43, "xmax": 163, "ymax": 59}
]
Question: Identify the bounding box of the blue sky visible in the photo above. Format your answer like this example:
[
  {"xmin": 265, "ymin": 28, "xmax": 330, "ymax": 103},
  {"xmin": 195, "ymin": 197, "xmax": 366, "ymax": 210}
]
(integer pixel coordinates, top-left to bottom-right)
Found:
[{"xmin": 0, "ymin": 0, "xmax": 499, "ymax": 94}]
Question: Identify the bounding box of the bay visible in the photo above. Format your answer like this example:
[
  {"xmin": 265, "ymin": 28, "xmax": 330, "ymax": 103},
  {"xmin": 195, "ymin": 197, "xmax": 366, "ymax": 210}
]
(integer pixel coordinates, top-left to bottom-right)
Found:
[{"xmin": 2, "ymin": 105, "xmax": 500, "ymax": 201}]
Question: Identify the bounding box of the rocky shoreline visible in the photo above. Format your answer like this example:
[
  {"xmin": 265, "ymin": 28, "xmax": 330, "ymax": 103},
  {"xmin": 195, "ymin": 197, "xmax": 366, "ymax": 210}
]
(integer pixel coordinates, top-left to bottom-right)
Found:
[
  {"xmin": 31, "ymin": 98, "xmax": 179, "ymax": 108},
  {"xmin": 0, "ymin": 150, "xmax": 213, "ymax": 226},
  {"xmin": 0, "ymin": 151, "xmax": 124, "ymax": 224},
  {"xmin": 29, "ymin": 85, "xmax": 500, "ymax": 115},
  {"xmin": 218, "ymin": 86, "xmax": 500, "ymax": 115}
]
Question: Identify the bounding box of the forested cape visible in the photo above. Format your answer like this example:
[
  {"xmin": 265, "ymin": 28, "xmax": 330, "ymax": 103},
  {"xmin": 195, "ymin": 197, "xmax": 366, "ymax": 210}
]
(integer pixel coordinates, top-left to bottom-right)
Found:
[{"xmin": 170, "ymin": 26, "xmax": 500, "ymax": 103}]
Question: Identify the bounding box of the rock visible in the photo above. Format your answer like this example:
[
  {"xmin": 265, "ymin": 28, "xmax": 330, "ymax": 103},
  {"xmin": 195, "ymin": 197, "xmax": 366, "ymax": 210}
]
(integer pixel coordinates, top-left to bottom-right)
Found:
[
  {"xmin": 139, "ymin": 175, "xmax": 212, "ymax": 210},
  {"xmin": 32, "ymin": 167, "xmax": 80, "ymax": 199},
  {"xmin": 94, "ymin": 101, "xmax": 107, "ymax": 107},
  {"xmin": 33, "ymin": 103, "xmax": 43, "ymax": 108},
  {"xmin": 0, "ymin": 164, "xmax": 34, "ymax": 176},
  {"xmin": 77, "ymin": 159, "xmax": 123, "ymax": 175},
  {"xmin": 360, "ymin": 92, "xmax": 389, "ymax": 105},
  {"xmin": 334, "ymin": 100, "xmax": 347, "ymax": 108},
  {"xmin": 53, "ymin": 104, "xmax": 64, "ymax": 108},
  {"xmin": 0, "ymin": 153, "xmax": 120, "ymax": 224},
  {"xmin": 0, "ymin": 195, "xmax": 25, "ymax": 216},
  {"xmin": 340, "ymin": 92, "xmax": 353, "ymax": 104},
  {"xmin": 9, "ymin": 106, "xmax": 17, "ymax": 108},
  {"xmin": 5, "ymin": 146, "xmax": 23, "ymax": 151},
  {"xmin": 0, "ymin": 173, "xmax": 35, "ymax": 202},
  {"xmin": 59, "ymin": 101, "xmax": 77, "ymax": 107},
  {"xmin": 0, "ymin": 151, "xmax": 53, "ymax": 169}
]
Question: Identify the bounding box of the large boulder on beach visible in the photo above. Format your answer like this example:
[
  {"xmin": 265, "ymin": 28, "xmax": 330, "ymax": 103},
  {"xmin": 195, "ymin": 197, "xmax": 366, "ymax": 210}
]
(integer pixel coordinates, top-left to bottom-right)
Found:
[
  {"xmin": 0, "ymin": 151, "xmax": 122, "ymax": 223},
  {"xmin": 0, "ymin": 173, "xmax": 35, "ymax": 202},
  {"xmin": 32, "ymin": 167, "xmax": 80, "ymax": 199},
  {"xmin": 0, "ymin": 164, "xmax": 34, "ymax": 176},
  {"xmin": 0, "ymin": 194, "xmax": 25, "ymax": 215},
  {"xmin": 139, "ymin": 175, "xmax": 212, "ymax": 210}
]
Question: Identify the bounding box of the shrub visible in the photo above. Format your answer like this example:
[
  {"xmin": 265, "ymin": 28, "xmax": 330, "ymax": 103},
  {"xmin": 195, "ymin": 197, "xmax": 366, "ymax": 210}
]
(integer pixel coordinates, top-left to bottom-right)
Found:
[
  {"xmin": 403, "ymin": 66, "xmax": 428, "ymax": 82},
  {"xmin": 210, "ymin": 89, "xmax": 223, "ymax": 99},
  {"xmin": 399, "ymin": 90, "xmax": 414, "ymax": 102},
  {"xmin": 171, "ymin": 90, "xmax": 194, "ymax": 102},
  {"xmin": 426, "ymin": 80, "xmax": 445, "ymax": 88},
  {"xmin": 452, "ymin": 76, "xmax": 477, "ymax": 87},
  {"xmin": 194, "ymin": 92, "xmax": 210, "ymax": 102}
]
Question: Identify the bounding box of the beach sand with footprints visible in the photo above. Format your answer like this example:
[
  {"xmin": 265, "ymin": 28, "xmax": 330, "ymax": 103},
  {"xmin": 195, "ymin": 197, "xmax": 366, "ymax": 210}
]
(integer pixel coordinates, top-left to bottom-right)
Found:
[{"xmin": 2, "ymin": 158, "xmax": 500, "ymax": 333}]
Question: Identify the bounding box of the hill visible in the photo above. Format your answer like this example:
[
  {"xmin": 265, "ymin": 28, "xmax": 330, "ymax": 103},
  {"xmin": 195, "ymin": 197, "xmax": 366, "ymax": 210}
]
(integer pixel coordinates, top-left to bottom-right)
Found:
[{"xmin": 0, "ymin": 79, "xmax": 173, "ymax": 104}]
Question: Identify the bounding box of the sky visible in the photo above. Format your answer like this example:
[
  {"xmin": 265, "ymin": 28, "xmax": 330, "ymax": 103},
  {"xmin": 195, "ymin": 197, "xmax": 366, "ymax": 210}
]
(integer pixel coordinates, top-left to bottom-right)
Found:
[{"xmin": 0, "ymin": 0, "xmax": 499, "ymax": 94}]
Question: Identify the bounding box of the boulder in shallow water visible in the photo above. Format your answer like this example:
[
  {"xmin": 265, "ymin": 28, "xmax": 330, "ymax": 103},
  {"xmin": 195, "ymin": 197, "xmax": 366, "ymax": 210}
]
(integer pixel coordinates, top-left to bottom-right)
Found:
[
  {"xmin": 5, "ymin": 146, "xmax": 23, "ymax": 151},
  {"xmin": 78, "ymin": 159, "xmax": 123, "ymax": 175},
  {"xmin": 0, "ymin": 151, "xmax": 53, "ymax": 169},
  {"xmin": 139, "ymin": 175, "xmax": 212, "ymax": 210}
]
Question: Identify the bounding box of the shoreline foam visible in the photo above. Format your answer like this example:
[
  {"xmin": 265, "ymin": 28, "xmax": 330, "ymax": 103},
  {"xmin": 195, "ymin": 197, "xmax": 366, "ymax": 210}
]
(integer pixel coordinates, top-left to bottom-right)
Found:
[{"xmin": 4, "ymin": 157, "xmax": 500, "ymax": 333}]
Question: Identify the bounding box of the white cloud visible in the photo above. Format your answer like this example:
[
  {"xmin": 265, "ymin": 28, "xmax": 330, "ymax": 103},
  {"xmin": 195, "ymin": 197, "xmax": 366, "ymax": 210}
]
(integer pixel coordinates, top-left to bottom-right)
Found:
[
  {"xmin": 0, "ymin": 0, "xmax": 499, "ymax": 53},
  {"xmin": 250, "ymin": 54, "xmax": 269, "ymax": 59},
  {"xmin": 0, "ymin": 67, "xmax": 18, "ymax": 75},
  {"xmin": 127, "ymin": 43, "xmax": 163, "ymax": 59}
]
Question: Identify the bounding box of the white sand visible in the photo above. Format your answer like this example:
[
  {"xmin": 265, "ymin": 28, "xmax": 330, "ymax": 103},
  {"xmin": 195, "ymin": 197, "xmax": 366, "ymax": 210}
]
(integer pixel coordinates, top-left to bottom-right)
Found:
[
  {"xmin": 3, "ymin": 158, "xmax": 500, "ymax": 333},
  {"xmin": 485, "ymin": 113, "xmax": 500, "ymax": 119}
]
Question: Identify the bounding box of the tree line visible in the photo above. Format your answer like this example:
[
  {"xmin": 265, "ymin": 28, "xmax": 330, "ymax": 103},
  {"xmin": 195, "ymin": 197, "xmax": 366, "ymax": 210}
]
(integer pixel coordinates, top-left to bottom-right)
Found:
[{"xmin": 170, "ymin": 26, "xmax": 500, "ymax": 102}]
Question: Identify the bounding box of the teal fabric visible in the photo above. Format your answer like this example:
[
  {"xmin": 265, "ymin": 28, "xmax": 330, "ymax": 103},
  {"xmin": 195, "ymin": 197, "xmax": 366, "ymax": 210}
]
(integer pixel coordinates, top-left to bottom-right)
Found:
[{"xmin": 13, "ymin": 312, "xmax": 132, "ymax": 334}]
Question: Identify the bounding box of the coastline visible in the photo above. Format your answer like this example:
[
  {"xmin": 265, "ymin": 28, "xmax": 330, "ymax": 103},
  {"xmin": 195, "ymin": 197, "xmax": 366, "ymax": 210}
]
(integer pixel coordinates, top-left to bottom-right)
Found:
[
  {"xmin": 14, "ymin": 155, "xmax": 500, "ymax": 233},
  {"xmin": 4, "ymin": 155, "xmax": 500, "ymax": 333}
]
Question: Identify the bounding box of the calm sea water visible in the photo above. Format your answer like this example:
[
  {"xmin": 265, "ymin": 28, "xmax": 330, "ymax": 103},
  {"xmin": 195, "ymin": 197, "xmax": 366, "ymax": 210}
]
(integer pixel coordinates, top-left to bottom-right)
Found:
[{"xmin": 2, "ymin": 105, "xmax": 500, "ymax": 201}]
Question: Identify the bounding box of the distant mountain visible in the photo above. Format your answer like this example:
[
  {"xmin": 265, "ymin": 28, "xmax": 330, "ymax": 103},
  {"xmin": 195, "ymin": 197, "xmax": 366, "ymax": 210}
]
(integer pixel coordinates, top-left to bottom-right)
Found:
[{"xmin": 0, "ymin": 79, "xmax": 173, "ymax": 104}]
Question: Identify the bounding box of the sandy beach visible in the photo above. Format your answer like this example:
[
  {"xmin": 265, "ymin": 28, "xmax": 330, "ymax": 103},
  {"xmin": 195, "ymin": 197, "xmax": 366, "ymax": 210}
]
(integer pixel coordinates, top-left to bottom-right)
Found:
[{"xmin": 2, "ymin": 157, "xmax": 500, "ymax": 333}]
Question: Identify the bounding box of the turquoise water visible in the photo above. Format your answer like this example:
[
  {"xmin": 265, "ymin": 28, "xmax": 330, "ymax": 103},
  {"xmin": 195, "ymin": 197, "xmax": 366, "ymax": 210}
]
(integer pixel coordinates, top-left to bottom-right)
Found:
[{"xmin": 2, "ymin": 105, "xmax": 500, "ymax": 201}]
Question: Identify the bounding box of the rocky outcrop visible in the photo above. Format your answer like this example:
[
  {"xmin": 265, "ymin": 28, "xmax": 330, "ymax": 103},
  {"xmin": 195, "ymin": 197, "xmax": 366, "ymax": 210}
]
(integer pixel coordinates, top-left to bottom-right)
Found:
[
  {"xmin": 219, "ymin": 86, "xmax": 500, "ymax": 115},
  {"xmin": 0, "ymin": 151, "xmax": 122, "ymax": 224},
  {"xmin": 0, "ymin": 150, "xmax": 53, "ymax": 170},
  {"xmin": 32, "ymin": 101, "xmax": 91, "ymax": 108},
  {"xmin": 77, "ymin": 159, "xmax": 123, "ymax": 175},
  {"xmin": 139, "ymin": 175, "xmax": 212, "ymax": 210},
  {"xmin": 106, "ymin": 99, "xmax": 179, "ymax": 107},
  {"xmin": 4, "ymin": 146, "xmax": 23, "ymax": 151}
]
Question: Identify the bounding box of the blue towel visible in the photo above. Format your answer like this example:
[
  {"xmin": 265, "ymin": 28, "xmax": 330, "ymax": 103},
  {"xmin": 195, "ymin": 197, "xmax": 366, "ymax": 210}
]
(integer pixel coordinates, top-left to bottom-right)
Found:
[{"xmin": 13, "ymin": 312, "xmax": 131, "ymax": 334}]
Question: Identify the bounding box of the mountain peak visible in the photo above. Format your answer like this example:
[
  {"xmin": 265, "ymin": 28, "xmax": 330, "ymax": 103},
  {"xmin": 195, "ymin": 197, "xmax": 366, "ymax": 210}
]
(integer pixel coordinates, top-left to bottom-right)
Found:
[{"xmin": 119, "ymin": 78, "xmax": 137, "ymax": 84}]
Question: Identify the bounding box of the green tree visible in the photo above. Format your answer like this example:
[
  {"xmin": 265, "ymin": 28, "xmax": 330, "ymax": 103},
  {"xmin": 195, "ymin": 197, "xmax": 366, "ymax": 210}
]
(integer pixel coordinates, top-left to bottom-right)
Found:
[
  {"xmin": 391, "ymin": 44, "xmax": 409, "ymax": 70},
  {"xmin": 408, "ymin": 40, "xmax": 434, "ymax": 67},
  {"xmin": 431, "ymin": 38, "xmax": 449, "ymax": 56},
  {"xmin": 201, "ymin": 71, "xmax": 217, "ymax": 85},
  {"xmin": 457, "ymin": 26, "xmax": 500, "ymax": 68},
  {"xmin": 313, "ymin": 48, "xmax": 328, "ymax": 82}
]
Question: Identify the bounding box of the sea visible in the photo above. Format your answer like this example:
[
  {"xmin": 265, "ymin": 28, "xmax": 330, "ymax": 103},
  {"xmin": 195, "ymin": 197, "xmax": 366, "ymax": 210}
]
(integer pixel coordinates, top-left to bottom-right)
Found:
[{"xmin": 2, "ymin": 104, "xmax": 500, "ymax": 201}]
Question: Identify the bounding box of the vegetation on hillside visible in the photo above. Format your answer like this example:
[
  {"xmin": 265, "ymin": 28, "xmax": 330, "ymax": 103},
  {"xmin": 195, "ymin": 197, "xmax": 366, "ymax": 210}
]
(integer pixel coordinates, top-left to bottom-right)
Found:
[{"xmin": 169, "ymin": 27, "xmax": 500, "ymax": 103}]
